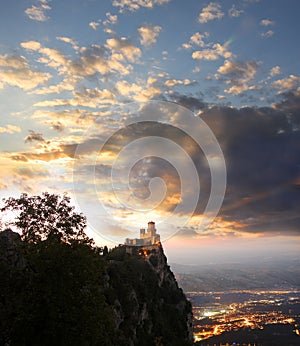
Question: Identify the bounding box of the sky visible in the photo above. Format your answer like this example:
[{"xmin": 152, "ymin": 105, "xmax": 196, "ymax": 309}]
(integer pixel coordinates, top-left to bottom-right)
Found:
[{"xmin": 0, "ymin": 0, "xmax": 299, "ymax": 265}]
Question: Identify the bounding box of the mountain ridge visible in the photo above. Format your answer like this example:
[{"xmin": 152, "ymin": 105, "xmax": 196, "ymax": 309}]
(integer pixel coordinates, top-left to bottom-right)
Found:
[{"xmin": 0, "ymin": 229, "xmax": 193, "ymax": 346}]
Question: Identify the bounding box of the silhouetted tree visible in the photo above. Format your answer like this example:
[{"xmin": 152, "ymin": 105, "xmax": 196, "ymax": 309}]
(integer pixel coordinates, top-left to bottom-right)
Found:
[
  {"xmin": 1, "ymin": 192, "xmax": 89, "ymax": 244},
  {"xmin": 103, "ymin": 245, "xmax": 109, "ymax": 256}
]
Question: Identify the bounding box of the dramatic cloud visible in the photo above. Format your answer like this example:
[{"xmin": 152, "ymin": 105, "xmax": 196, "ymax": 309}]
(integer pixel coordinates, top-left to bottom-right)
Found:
[
  {"xmin": 228, "ymin": 5, "xmax": 244, "ymax": 17},
  {"xmin": 260, "ymin": 19, "xmax": 275, "ymax": 38},
  {"xmin": 192, "ymin": 43, "xmax": 232, "ymax": 61},
  {"xmin": 261, "ymin": 30, "xmax": 274, "ymax": 38},
  {"xmin": 164, "ymin": 79, "xmax": 194, "ymax": 87},
  {"xmin": 24, "ymin": 130, "xmax": 45, "ymax": 143},
  {"xmin": 138, "ymin": 25, "xmax": 162, "ymax": 47},
  {"xmin": 217, "ymin": 59, "xmax": 260, "ymax": 94},
  {"xmin": 198, "ymin": 2, "xmax": 224, "ymax": 24},
  {"xmin": 105, "ymin": 37, "xmax": 141, "ymax": 62},
  {"xmin": 89, "ymin": 21, "xmax": 100, "ymax": 30},
  {"xmin": 198, "ymin": 91, "xmax": 300, "ymax": 234},
  {"xmin": 25, "ymin": 0, "xmax": 51, "ymax": 22},
  {"xmin": 190, "ymin": 32, "xmax": 209, "ymax": 47},
  {"xmin": 272, "ymin": 75, "xmax": 300, "ymax": 92},
  {"xmin": 21, "ymin": 41, "xmax": 69, "ymax": 72},
  {"xmin": 71, "ymin": 92, "xmax": 300, "ymax": 237},
  {"xmin": 89, "ymin": 12, "xmax": 118, "ymax": 30},
  {"xmin": 182, "ymin": 32, "xmax": 209, "ymax": 49},
  {"xmin": 0, "ymin": 125, "xmax": 21, "ymax": 134},
  {"xmin": 169, "ymin": 94, "xmax": 207, "ymax": 113},
  {"xmin": 0, "ymin": 54, "xmax": 51, "ymax": 90},
  {"xmin": 20, "ymin": 38, "xmax": 139, "ymax": 98},
  {"xmin": 104, "ymin": 12, "xmax": 118, "ymax": 25},
  {"xmin": 112, "ymin": 0, "xmax": 170, "ymax": 12},
  {"xmin": 260, "ymin": 19, "xmax": 275, "ymax": 26},
  {"xmin": 11, "ymin": 150, "xmax": 67, "ymax": 162},
  {"xmin": 1, "ymin": 0, "xmax": 299, "ymax": 246},
  {"xmin": 56, "ymin": 36, "xmax": 79, "ymax": 50},
  {"xmin": 50, "ymin": 121, "xmax": 65, "ymax": 132},
  {"xmin": 116, "ymin": 79, "xmax": 161, "ymax": 101},
  {"xmin": 20, "ymin": 40, "xmax": 41, "ymax": 51},
  {"xmin": 270, "ymin": 66, "xmax": 281, "ymax": 77}
]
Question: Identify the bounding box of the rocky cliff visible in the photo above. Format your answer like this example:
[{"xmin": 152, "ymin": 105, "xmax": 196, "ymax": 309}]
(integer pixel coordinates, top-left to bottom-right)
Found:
[
  {"xmin": 0, "ymin": 230, "xmax": 193, "ymax": 346},
  {"xmin": 106, "ymin": 243, "xmax": 193, "ymax": 345}
]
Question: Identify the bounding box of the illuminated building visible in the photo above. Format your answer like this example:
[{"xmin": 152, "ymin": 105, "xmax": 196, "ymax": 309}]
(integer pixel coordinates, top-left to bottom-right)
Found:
[{"xmin": 125, "ymin": 221, "xmax": 160, "ymax": 246}]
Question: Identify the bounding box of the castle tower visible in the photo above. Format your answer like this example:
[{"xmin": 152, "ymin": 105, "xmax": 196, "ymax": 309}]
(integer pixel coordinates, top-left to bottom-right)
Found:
[
  {"xmin": 125, "ymin": 221, "xmax": 160, "ymax": 246},
  {"xmin": 140, "ymin": 228, "xmax": 146, "ymax": 238},
  {"xmin": 147, "ymin": 221, "xmax": 156, "ymax": 236}
]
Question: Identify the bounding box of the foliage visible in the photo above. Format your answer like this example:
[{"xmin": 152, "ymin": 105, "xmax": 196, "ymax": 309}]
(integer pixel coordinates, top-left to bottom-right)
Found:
[
  {"xmin": 1, "ymin": 192, "xmax": 89, "ymax": 244},
  {"xmin": 0, "ymin": 238, "xmax": 116, "ymax": 345},
  {"xmin": 0, "ymin": 193, "xmax": 193, "ymax": 345},
  {"xmin": 107, "ymin": 247, "xmax": 193, "ymax": 346}
]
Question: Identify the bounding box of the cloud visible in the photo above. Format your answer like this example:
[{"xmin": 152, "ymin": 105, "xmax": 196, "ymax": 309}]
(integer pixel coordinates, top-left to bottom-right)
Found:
[
  {"xmin": 190, "ymin": 32, "xmax": 209, "ymax": 47},
  {"xmin": 21, "ymin": 41, "xmax": 69, "ymax": 73},
  {"xmin": 89, "ymin": 21, "xmax": 100, "ymax": 30},
  {"xmin": 89, "ymin": 12, "xmax": 118, "ymax": 30},
  {"xmin": 25, "ymin": 0, "xmax": 51, "ymax": 22},
  {"xmin": 72, "ymin": 45, "xmax": 122, "ymax": 76},
  {"xmin": 228, "ymin": 5, "xmax": 244, "ymax": 17},
  {"xmin": 138, "ymin": 25, "xmax": 162, "ymax": 47},
  {"xmin": 198, "ymin": 91, "xmax": 300, "ymax": 235},
  {"xmin": 106, "ymin": 37, "xmax": 141, "ymax": 62},
  {"xmin": 272, "ymin": 75, "xmax": 300, "ymax": 92},
  {"xmin": 50, "ymin": 92, "xmax": 300, "ymax": 238},
  {"xmin": 164, "ymin": 78, "xmax": 195, "ymax": 87},
  {"xmin": 217, "ymin": 59, "xmax": 260, "ymax": 94},
  {"xmin": 50, "ymin": 121, "xmax": 65, "ymax": 132},
  {"xmin": 56, "ymin": 36, "xmax": 79, "ymax": 50},
  {"xmin": 33, "ymin": 87, "xmax": 116, "ymax": 108},
  {"xmin": 0, "ymin": 181, "xmax": 8, "ymax": 190},
  {"xmin": 198, "ymin": 2, "xmax": 224, "ymax": 24},
  {"xmin": 30, "ymin": 78, "xmax": 75, "ymax": 95},
  {"xmin": 261, "ymin": 30, "xmax": 274, "ymax": 38},
  {"xmin": 192, "ymin": 43, "xmax": 232, "ymax": 61},
  {"xmin": 14, "ymin": 166, "xmax": 49, "ymax": 179},
  {"xmin": 11, "ymin": 150, "xmax": 67, "ymax": 162},
  {"xmin": 24, "ymin": 130, "xmax": 45, "ymax": 143},
  {"xmin": 31, "ymin": 108, "xmax": 94, "ymax": 124},
  {"xmin": 20, "ymin": 38, "xmax": 137, "ymax": 97},
  {"xmin": 270, "ymin": 66, "xmax": 281, "ymax": 77},
  {"xmin": 0, "ymin": 125, "xmax": 21, "ymax": 134},
  {"xmin": 0, "ymin": 54, "xmax": 51, "ymax": 90},
  {"xmin": 260, "ymin": 19, "xmax": 275, "ymax": 38},
  {"xmin": 260, "ymin": 19, "xmax": 275, "ymax": 26},
  {"xmin": 112, "ymin": 0, "xmax": 170, "ymax": 12},
  {"xmin": 116, "ymin": 79, "xmax": 161, "ymax": 101},
  {"xmin": 182, "ymin": 32, "xmax": 209, "ymax": 49},
  {"xmin": 184, "ymin": 33, "xmax": 232, "ymax": 63},
  {"xmin": 169, "ymin": 94, "xmax": 207, "ymax": 114},
  {"xmin": 104, "ymin": 12, "xmax": 118, "ymax": 26},
  {"xmin": 20, "ymin": 40, "xmax": 41, "ymax": 50}
]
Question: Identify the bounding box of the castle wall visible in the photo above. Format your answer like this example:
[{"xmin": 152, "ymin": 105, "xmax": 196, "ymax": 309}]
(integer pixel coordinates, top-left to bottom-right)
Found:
[{"xmin": 125, "ymin": 222, "xmax": 160, "ymax": 247}]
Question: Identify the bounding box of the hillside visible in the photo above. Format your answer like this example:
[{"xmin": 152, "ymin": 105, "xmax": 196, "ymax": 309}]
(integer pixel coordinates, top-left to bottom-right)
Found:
[
  {"xmin": 0, "ymin": 230, "xmax": 193, "ymax": 346},
  {"xmin": 172, "ymin": 260, "xmax": 300, "ymax": 292}
]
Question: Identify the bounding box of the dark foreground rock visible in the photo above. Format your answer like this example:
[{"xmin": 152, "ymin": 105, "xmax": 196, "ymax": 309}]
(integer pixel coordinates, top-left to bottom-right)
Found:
[{"xmin": 0, "ymin": 231, "xmax": 193, "ymax": 346}]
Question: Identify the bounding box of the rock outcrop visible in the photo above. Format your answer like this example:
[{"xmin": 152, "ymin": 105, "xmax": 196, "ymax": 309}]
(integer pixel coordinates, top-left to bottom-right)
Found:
[
  {"xmin": 0, "ymin": 229, "xmax": 26, "ymax": 270},
  {"xmin": 0, "ymin": 230, "xmax": 193, "ymax": 346},
  {"xmin": 106, "ymin": 243, "xmax": 193, "ymax": 346}
]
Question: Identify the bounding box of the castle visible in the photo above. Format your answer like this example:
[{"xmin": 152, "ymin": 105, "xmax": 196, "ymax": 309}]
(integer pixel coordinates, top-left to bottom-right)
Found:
[{"xmin": 125, "ymin": 221, "xmax": 160, "ymax": 246}]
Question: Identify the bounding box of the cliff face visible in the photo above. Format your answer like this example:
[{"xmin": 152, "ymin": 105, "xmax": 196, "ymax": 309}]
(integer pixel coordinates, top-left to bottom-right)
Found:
[
  {"xmin": 0, "ymin": 231, "xmax": 193, "ymax": 346},
  {"xmin": 0, "ymin": 229, "xmax": 26, "ymax": 270},
  {"xmin": 106, "ymin": 243, "xmax": 193, "ymax": 346}
]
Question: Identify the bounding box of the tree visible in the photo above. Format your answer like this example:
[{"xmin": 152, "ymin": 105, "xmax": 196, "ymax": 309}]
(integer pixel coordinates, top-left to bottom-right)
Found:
[
  {"xmin": 1, "ymin": 192, "xmax": 89, "ymax": 244},
  {"xmin": 103, "ymin": 245, "xmax": 109, "ymax": 256}
]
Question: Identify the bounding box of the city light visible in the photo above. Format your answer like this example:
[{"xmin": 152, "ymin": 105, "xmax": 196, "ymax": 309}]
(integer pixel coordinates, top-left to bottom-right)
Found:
[{"xmin": 187, "ymin": 289, "xmax": 300, "ymax": 342}]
